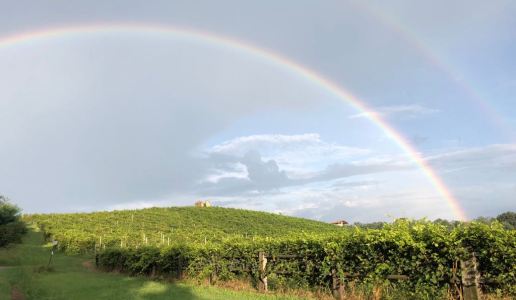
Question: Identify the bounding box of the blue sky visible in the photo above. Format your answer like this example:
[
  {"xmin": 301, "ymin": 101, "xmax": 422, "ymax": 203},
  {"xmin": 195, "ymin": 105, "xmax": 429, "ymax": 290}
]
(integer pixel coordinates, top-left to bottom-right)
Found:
[{"xmin": 0, "ymin": 0, "xmax": 515, "ymax": 222}]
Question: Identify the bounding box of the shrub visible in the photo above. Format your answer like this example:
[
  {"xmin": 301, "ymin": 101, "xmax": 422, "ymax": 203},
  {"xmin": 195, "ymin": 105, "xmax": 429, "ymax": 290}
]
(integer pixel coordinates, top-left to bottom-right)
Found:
[{"xmin": 0, "ymin": 196, "xmax": 26, "ymax": 247}]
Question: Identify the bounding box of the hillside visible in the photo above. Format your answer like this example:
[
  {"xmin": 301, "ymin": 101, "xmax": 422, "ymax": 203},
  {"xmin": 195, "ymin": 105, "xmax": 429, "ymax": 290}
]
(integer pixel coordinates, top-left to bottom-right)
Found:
[
  {"xmin": 21, "ymin": 208, "xmax": 516, "ymax": 298},
  {"xmin": 25, "ymin": 206, "xmax": 342, "ymax": 252}
]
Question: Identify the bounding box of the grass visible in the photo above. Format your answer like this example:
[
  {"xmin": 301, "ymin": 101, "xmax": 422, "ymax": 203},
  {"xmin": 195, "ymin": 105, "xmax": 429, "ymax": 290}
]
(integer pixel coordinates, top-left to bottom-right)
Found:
[{"xmin": 0, "ymin": 228, "xmax": 305, "ymax": 300}]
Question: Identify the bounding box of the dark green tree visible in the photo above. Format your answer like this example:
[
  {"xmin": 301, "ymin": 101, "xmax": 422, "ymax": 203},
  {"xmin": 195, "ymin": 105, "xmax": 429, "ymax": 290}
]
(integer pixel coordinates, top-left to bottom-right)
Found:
[
  {"xmin": 0, "ymin": 195, "xmax": 20, "ymax": 225},
  {"xmin": 0, "ymin": 195, "xmax": 26, "ymax": 247},
  {"xmin": 496, "ymin": 211, "xmax": 516, "ymax": 230}
]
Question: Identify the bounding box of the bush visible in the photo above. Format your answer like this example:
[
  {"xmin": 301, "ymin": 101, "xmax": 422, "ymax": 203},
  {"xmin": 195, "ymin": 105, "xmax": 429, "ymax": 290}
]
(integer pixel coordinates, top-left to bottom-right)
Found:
[
  {"xmin": 0, "ymin": 196, "xmax": 20, "ymax": 225},
  {"xmin": 0, "ymin": 196, "xmax": 26, "ymax": 247},
  {"xmin": 0, "ymin": 220, "xmax": 27, "ymax": 247}
]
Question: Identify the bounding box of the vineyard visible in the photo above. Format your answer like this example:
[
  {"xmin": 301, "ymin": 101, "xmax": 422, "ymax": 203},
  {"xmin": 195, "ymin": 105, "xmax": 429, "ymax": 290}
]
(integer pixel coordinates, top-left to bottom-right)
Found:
[
  {"xmin": 26, "ymin": 207, "xmax": 516, "ymax": 299},
  {"xmin": 24, "ymin": 207, "xmax": 342, "ymax": 252}
]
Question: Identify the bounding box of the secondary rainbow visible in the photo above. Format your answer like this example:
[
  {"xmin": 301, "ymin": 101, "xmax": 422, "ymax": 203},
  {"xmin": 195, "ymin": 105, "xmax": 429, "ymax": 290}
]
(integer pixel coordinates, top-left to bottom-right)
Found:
[
  {"xmin": 352, "ymin": 0, "xmax": 515, "ymax": 141},
  {"xmin": 0, "ymin": 23, "xmax": 468, "ymax": 221}
]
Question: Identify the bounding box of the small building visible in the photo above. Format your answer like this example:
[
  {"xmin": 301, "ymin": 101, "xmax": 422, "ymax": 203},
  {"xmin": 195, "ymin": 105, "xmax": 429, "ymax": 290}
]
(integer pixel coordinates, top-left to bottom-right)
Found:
[
  {"xmin": 331, "ymin": 220, "xmax": 348, "ymax": 227},
  {"xmin": 195, "ymin": 200, "xmax": 212, "ymax": 207}
]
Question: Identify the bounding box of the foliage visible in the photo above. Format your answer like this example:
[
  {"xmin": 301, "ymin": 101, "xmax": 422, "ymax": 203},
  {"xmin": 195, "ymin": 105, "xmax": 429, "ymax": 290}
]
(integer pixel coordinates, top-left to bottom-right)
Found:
[
  {"xmin": 496, "ymin": 211, "xmax": 516, "ymax": 230},
  {"xmin": 432, "ymin": 218, "xmax": 461, "ymax": 230},
  {"xmin": 0, "ymin": 220, "xmax": 27, "ymax": 247},
  {"xmin": 0, "ymin": 228, "xmax": 303, "ymax": 300},
  {"xmin": 25, "ymin": 206, "xmax": 342, "ymax": 254},
  {"xmin": 0, "ymin": 195, "xmax": 20, "ymax": 225},
  {"xmin": 351, "ymin": 221, "xmax": 386, "ymax": 229},
  {"xmin": 0, "ymin": 196, "xmax": 27, "ymax": 247},
  {"xmin": 27, "ymin": 207, "xmax": 516, "ymax": 297},
  {"xmin": 454, "ymin": 221, "xmax": 516, "ymax": 295}
]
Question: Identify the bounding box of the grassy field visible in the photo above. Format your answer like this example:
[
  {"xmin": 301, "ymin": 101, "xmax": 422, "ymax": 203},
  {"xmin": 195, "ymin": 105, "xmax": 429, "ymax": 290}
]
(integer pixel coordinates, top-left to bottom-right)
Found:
[{"xmin": 0, "ymin": 228, "xmax": 305, "ymax": 300}]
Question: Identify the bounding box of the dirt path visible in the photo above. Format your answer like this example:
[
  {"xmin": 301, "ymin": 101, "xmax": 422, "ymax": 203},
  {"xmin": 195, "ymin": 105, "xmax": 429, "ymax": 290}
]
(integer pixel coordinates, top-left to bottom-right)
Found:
[
  {"xmin": 81, "ymin": 260, "xmax": 96, "ymax": 272},
  {"xmin": 10, "ymin": 286, "xmax": 25, "ymax": 300},
  {"xmin": 1, "ymin": 266, "xmax": 25, "ymax": 300}
]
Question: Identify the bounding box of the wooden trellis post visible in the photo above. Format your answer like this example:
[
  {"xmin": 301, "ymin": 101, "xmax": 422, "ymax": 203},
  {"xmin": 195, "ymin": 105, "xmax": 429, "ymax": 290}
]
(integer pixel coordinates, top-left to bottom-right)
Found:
[
  {"xmin": 208, "ymin": 255, "xmax": 218, "ymax": 285},
  {"xmin": 461, "ymin": 252, "xmax": 481, "ymax": 300},
  {"xmin": 177, "ymin": 256, "xmax": 184, "ymax": 279},
  {"xmin": 331, "ymin": 268, "xmax": 344, "ymax": 300},
  {"xmin": 258, "ymin": 251, "xmax": 268, "ymax": 292}
]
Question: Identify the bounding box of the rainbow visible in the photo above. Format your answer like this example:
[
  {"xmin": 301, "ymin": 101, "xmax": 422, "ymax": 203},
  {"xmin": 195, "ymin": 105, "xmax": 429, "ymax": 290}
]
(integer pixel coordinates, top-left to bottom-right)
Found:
[
  {"xmin": 352, "ymin": 1, "xmax": 515, "ymax": 141},
  {"xmin": 0, "ymin": 23, "xmax": 468, "ymax": 220}
]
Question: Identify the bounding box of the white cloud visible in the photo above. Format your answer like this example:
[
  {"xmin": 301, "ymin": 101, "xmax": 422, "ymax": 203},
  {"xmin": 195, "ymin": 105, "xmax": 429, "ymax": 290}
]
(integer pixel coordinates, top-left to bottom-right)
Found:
[
  {"xmin": 199, "ymin": 140, "xmax": 516, "ymax": 221},
  {"xmin": 207, "ymin": 133, "xmax": 370, "ymax": 175},
  {"xmin": 349, "ymin": 104, "xmax": 439, "ymax": 119},
  {"xmin": 211, "ymin": 174, "xmax": 450, "ymax": 222},
  {"xmin": 210, "ymin": 133, "xmax": 322, "ymax": 154},
  {"xmin": 198, "ymin": 134, "xmax": 417, "ymax": 198}
]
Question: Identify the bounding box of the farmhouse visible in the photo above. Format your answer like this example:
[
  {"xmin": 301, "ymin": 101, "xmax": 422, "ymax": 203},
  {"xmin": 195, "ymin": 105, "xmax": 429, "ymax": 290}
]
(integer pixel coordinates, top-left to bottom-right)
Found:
[
  {"xmin": 195, "ymin": 200, "xmax": 212, "ymax": 207},
  {"xmin": 331, "ymin": 220, "xmax": 348, "ymax": 227}
]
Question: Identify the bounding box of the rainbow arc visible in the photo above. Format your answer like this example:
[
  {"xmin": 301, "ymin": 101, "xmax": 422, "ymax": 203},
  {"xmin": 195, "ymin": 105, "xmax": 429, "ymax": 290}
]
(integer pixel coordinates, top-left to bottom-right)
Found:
[{"xmin": 0, "ymin": 23, "xmax": 468, "ymax": 220}]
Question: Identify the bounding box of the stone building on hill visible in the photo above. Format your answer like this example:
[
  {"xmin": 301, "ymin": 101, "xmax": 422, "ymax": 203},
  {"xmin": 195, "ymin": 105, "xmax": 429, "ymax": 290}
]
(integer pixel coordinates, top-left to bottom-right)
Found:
[
  {"xmin": 331, "ymin": 220, "xmax": 348, "ymax": 227},
  {"xmin": 195, "ymin": 200, "xmax": 212, "ymax": 207}
]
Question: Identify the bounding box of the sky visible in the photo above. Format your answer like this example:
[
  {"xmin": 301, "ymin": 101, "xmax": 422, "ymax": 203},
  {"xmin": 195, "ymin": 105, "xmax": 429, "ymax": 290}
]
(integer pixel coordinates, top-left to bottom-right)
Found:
[{"xmin": 0, "ymin": 0, "xmax": 515, "ymax": 222}]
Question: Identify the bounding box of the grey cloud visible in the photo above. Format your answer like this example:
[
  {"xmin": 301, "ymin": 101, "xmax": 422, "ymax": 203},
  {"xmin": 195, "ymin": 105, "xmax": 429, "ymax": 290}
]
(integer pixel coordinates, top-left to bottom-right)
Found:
[
  {"xmin": 0, "ymin": 36, "xmax": 325, "ymax": 212},
  {"xmin": 310, "ymin": 161, "xmax": 412, "ymax": 182},
  {"xmin": 426, "ymin": 144, "xmax": 516, "ymax": 218},
  {"xmin": 201, "ymin": 143, "xmax": 516, "ymax": 222},
  {"xmin": 197, "ymin": 148, "xmax": 413, "ymax": 197},
  {"xmin": 428, "ymin": 144, "xmax": 516, "ymax": 167},
  {"xmin": 197, "ymin": 151, "xmax": 288, "ymax": 196},
  {"xmin": 241, "ymin": 151, "xmax": 289, "ymax": 188}
]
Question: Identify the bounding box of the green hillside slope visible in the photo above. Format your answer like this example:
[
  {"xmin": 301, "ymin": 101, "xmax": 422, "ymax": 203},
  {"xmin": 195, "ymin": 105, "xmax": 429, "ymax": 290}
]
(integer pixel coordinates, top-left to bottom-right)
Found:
[{"xmin": 25, "ymin": 206, "xmax": 341, "ymax": 253}]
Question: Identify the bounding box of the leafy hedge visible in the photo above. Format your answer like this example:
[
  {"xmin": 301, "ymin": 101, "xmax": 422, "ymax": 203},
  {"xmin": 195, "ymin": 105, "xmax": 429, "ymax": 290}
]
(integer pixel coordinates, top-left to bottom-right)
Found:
[{"xmin": 95, "ymin": 220, "xmax": 516, "ymax": 297}]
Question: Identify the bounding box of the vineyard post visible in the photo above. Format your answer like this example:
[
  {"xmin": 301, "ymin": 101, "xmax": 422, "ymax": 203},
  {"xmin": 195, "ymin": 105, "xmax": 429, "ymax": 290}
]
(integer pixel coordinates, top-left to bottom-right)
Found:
[
  {"xmin": 47, "ymin": 240, "xmax": 58, "ymax": 268},
  {"xmin": 331, "ymin": 268, "xmax": 344, "ymax": 300},
  {"xmin": 209, "ymin": 255, "xmax": 218, "ymax": 285},
  {"xmin": 461, "ymin": 252, "xmax": 481, "ymax": 300},
  {"xmin": 258, "ymin": 251, "xmax": 268, "ymax": 292},
  {"xmin": 177, "ymin": 256, "xmax": 184, "ymax": 279},
  {"xmin": 151, "ymin": 265, "xmax": 157, "ymax": 278}
]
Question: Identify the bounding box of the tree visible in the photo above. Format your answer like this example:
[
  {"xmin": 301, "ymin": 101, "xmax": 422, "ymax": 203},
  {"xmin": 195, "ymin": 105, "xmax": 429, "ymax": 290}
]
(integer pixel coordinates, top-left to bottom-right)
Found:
[
  {"xmin": 0, "ymin": 195, "xmax": 26, "ymax": 247},
  {"xmin": 0, "ymin": 195, "xmax": 20, "ymax": 225},
  {"xmin": 496, "ymin": 211, "xmax": 516, "ymax": 230},
  {"xmin": 473, "ymin": 216, "xmax": 494, "ymax": 224},
  {"xmin": 433, "ymin": 218, "xmax": 460, "ymax": 230}
]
